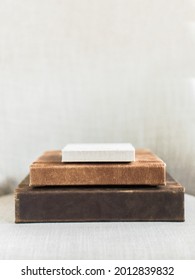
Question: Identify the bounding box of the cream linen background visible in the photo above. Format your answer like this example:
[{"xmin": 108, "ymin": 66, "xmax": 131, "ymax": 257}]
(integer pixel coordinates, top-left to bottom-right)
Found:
[{"xmin": 0, "ymin": 0, "xmax": 195, "ymax": 195}]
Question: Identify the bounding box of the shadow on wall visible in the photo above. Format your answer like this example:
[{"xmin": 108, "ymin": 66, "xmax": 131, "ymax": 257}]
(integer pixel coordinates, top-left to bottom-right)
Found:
[{"xmin": 0, "ymin": 175, "xmax": 17, "ymax": 196}]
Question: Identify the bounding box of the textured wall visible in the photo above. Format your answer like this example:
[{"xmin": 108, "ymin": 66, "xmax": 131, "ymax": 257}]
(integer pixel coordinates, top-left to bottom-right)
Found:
[{"xmin": 0, "ymin": 0, "xmax": 195, "ymax": 195}]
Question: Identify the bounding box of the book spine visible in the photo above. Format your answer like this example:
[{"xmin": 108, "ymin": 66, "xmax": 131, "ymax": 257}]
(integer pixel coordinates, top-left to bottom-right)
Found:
[
  {"xmin": 30, "ymin": 165, "xmax": 166, "ymax": 186},
  {"xmin": 15, "ymin": 189, "xmax": 184, "ymax": 223}
]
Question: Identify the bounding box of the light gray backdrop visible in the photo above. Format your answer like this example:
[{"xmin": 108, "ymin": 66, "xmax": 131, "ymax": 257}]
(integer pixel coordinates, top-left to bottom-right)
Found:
[{"xmin": 0, "ymin": 0, "xmax": 195, "ymax": 195}]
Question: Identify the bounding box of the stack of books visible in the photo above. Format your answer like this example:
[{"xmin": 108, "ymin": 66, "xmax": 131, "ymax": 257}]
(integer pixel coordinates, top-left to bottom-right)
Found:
[{"xmin": 15, "ymin": 143, "xmax": 184, "ymax": 223}]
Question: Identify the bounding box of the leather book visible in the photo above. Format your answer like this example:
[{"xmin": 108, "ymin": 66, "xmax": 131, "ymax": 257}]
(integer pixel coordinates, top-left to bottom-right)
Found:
[
  {"xmin": 30, "ymin": 149, "xmax": 166, "ymax": 186},
  {"xmin": 15, "ymin": 173, "xmax": 184, "ymax": 223}
]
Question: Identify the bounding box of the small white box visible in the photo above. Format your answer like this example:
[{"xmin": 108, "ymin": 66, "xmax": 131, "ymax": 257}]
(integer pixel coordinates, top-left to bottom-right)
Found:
[{"xmin": 62, "ymin": 143, "xmax": 135, "ymax": 162}]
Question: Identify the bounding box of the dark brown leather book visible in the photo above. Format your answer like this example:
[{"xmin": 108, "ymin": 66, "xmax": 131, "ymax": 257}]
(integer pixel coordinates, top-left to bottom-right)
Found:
[
  {"xmin": 15, "ymin": 174, "xmax": 184, "ymax": 223},
  {"xmin": 30, "ymin": 149, "xmax": 166, "ymax": 186}
]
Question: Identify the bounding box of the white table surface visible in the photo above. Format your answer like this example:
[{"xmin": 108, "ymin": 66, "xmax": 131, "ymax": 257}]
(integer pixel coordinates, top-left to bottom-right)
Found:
[{"xmin": 0, "ymin": 194, "xmax": 195, "ymax": 260}]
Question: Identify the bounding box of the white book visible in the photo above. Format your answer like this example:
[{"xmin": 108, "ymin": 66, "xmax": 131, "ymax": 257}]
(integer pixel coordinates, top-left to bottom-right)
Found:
[{"xmin": 62, "ymin": 143, "xmax": 135, "ymax": 162}]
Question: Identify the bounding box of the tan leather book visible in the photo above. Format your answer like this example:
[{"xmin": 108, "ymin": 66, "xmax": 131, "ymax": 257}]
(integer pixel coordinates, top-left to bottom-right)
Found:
[
  {"xmin": 15, "ymin": 173, "xmax": 184, "ymax": 223},
  {"xmin": 30, "ymin": 149, "xmax": 166, "ymax": 186}
]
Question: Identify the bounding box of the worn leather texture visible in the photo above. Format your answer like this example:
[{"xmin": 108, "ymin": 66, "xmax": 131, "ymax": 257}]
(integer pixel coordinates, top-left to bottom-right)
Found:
[
  {"xmin": 15, "ymin": 173, "xmax": 184, "ymax": 223},
  {"xmin": 30, "ymin": 149, "xmax": 166, "ymax": 186}
]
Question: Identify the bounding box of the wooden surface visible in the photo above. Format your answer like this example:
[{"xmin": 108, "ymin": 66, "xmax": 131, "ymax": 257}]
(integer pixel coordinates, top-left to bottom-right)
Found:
[{"xmin": 0, "ymin": 194, "xmax": 195, "ymax": 259}]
